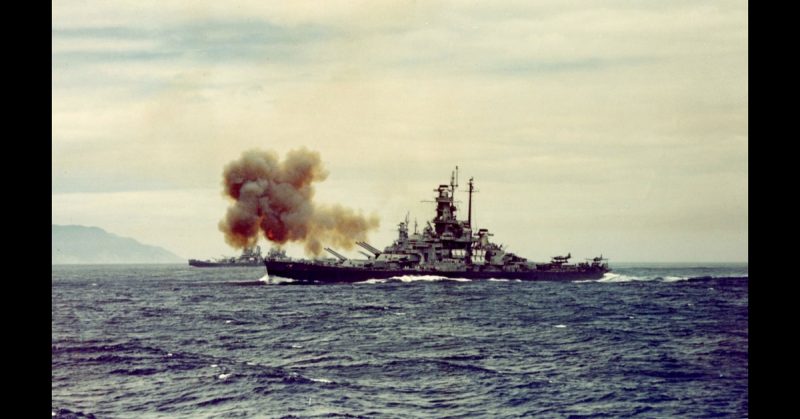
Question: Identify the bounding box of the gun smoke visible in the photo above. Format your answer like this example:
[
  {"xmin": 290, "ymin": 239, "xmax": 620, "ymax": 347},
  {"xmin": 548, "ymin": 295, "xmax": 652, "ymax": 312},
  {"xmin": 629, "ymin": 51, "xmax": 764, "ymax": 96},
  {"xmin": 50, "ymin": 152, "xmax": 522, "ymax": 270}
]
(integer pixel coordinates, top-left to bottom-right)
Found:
[{"xmin": 219, "ymin": 148, "xmax": 380, "ymax": 256}]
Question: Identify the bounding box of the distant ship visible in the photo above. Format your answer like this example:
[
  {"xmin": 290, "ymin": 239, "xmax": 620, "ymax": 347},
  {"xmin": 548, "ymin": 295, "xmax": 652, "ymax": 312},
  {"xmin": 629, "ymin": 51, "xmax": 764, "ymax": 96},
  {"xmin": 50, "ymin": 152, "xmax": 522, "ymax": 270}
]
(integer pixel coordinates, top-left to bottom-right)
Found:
[
  {"xmin": 189, "ymin": 245, "xmax": 271, "ymax": 267},
  {"xmin": 264, "ymin": 168, "xmax": 610, "ymax": 283}
]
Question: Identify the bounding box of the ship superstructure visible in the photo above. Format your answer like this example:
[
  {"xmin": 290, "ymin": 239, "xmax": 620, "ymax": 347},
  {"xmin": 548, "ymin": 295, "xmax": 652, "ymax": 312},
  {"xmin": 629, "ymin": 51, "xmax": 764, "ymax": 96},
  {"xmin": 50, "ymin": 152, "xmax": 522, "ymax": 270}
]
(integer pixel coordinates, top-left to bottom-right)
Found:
[
  {"xmin": 189, "ymin": 245, "xmax": 267, "ymax": 267},
  {"xmin": 264, "ymin": 168, "xmax": 609, "ymax": 283}
]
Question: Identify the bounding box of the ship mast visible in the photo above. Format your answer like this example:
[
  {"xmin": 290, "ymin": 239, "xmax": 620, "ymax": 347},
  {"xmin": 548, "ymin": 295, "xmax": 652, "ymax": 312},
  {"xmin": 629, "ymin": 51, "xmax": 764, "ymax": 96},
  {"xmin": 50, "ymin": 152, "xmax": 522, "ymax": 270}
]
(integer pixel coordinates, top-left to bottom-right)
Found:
[
  {"xmin": 468, "ymin": 177, "xmax": 474, "ymax": 228},
  {"xmin": 451, "ymin": 166, "xmax": 459, "ymax": 200}
]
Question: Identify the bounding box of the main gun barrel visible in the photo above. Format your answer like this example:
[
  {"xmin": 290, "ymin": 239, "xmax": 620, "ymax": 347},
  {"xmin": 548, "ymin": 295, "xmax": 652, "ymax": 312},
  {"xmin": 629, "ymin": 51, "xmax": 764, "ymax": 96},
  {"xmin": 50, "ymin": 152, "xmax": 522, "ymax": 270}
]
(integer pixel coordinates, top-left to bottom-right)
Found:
[
  {"xmin": 356, "ymin": 241, "xmax": 381, "ymax": 256},
  {"xmin": 324, "ymin": 247, "xmax": 348, "ymax": 262}
]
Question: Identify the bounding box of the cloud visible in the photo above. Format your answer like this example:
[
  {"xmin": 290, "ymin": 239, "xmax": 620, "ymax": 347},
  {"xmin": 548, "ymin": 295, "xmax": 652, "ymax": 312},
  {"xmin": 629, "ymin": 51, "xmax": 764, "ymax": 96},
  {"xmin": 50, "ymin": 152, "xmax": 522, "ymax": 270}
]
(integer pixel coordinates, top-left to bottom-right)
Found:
[{"xmin": 52, "ymin": 0, "xmax": 748, "ymax": 262}]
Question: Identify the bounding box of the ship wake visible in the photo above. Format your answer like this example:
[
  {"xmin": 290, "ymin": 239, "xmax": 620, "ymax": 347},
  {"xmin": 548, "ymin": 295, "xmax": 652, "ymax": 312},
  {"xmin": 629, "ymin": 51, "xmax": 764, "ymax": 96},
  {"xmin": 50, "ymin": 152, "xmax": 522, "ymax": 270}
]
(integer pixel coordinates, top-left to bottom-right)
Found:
[
  {"xmin": 259, "ymin": 274, "xmax": 295, "ymax": 285},
  {"xmin": 575, "ymin": 273, "xmax": 749, "ymax": 283},
  {"xmin": 358, "ymin": 275, "xmax": 471, "ymax": 284}
]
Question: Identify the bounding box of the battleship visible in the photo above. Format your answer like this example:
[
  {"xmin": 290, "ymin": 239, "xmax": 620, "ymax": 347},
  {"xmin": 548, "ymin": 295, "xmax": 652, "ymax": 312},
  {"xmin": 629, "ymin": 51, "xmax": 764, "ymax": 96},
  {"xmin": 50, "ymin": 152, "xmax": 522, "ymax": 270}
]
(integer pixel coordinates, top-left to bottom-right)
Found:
[
  {"xmin": 264, "ymin": 168, "xmax": 610, "ymax": 283},
  {"xmin": 189, "ymin": 245, "xmax": 267, "ymax": 267}
]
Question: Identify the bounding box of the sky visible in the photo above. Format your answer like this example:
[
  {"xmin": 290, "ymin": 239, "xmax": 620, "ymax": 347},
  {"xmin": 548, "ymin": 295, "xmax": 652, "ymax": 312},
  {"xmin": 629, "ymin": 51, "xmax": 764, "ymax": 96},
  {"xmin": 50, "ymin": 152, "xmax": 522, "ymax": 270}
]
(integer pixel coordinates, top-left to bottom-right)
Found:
[{"xmin": 52, "ymin": 0, "xmax": 748, "ymax": 263}]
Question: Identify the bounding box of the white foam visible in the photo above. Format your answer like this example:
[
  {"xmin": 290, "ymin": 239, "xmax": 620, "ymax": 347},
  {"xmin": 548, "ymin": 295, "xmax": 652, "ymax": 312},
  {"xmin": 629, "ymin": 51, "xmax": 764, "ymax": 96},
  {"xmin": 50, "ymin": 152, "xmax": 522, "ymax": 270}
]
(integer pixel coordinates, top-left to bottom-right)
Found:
[
  {"xmin": 597, "ymin": 273, "xmax": 643, "ymax": 283},
  {"xmin": 218, "ymin": 373, "xmax": 232, "ymax": 380},
  {"xmin": 210, "ymin": 364, "xmax": 219, "ymax": 368},
  {"xmin": 391, "ymin": 274, "xmax": 449, "ymax": 282},
  {"xmin": 390, "ymin": 275, "xmax": 468, "ymax": 282},
  {"xmin": 261, "ymin": 275, "xmax": 294, "ymax": 285},
  {"xmin": 310, "ymin": 377, "xmax": 332, "ymax": 383},
  {"xmin": 594, "ymin": 273, "xmax": 694, "ymax": 283},
  {"xmin": 166, "ymin": 353, "xmax": 173, "ymax": 357},
  {"xmin": 291, "ymin": 344, "xmax": 303, "ymax": 349},
  {"xmin": 359, "ymin": 276, "xmax": 522, "ymax": 284},
  {"xmin": 225, "ymin": 320, "xmax": 232, "ymax": 324},
  {"xmin": 554, "ymin": 324, "xmax": 567, "ymax": 328},
  {"xmin": 358, "ymin": 278, "xmax": 387, "ymax": 284},
  {"xmin": 246, "ymin": 362, "xmax": 255, "ymax": 366},
  {"xmin": 591, "ymin": 273, "xmax": 746, "ymax": 283}
]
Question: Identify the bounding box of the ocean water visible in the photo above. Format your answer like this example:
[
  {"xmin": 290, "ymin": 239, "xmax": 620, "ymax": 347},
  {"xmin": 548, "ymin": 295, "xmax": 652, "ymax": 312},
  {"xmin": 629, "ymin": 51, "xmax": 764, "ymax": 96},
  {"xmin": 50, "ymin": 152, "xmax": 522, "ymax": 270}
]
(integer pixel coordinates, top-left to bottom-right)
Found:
[{"xmin": 52, "ymin": 263, "xmax": 748, "ymax": 418}]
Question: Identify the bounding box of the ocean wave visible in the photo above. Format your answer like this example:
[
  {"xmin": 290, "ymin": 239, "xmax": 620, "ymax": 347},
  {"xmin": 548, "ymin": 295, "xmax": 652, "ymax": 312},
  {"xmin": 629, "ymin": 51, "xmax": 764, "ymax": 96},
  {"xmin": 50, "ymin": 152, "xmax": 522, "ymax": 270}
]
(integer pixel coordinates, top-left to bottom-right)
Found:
[
  {"xmin": 587, "ymin": 273, "xmax": 749, "ymax": 283},
  {"xmin": 348, "ymin": 304, "xmax": 394, "ymax": 312},
  {"xmin": 597, "ymin": 273, "xmax": 646, "ymax": 283},
  {"xmin": 356, "ymin": 275, "xmax": 471, "ymax": 284},
  {"xmin": 260, "ymin": 275, "xmax": 295, "ymax": 285},
  {"xmin": 214, "ymin": 275, "xmax": 293, "ymax": 286},
  {"xmin": 53, "ymin": 407, "xmax": 98, "ymax": 419},
  {"xmin": 390, "ymin": 275, "xmax": 470, "ymax": 282},
  {"xmin": 358, "ymin": 278, "xmax": 387, "ymax": 284},
  {"xmin": 109, "ymin": 367, "xmax": 160, "ymax": 376},
  {"xmin": 53, "ymin": 264, "xmax": 749, "ymax": 418},
  {"xmin": 284, "ymin": 354, "xmax": 355, "ymax": 367},
  {"xmin": 280, "ymin": 372, "xmax": 338, "ymax": 385},
  {"xmin": 686, "ymin": 275, "xmax": 748, "ymax": 282},
  {"xmin": 249, "ymin": 273, "xmax": 747, "ymax": 285}
]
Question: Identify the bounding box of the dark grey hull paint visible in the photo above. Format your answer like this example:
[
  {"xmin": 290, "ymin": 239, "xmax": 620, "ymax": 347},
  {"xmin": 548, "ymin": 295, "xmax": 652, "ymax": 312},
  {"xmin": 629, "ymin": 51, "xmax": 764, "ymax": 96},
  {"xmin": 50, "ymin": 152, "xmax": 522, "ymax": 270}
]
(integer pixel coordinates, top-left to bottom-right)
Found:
[
  {"xmin": 265, "ymin": 261, "xmax": 608, "ymax": 283},
  {"xmin": 189, "ymin": 260, "xmax": 262, "ymax": 267}
]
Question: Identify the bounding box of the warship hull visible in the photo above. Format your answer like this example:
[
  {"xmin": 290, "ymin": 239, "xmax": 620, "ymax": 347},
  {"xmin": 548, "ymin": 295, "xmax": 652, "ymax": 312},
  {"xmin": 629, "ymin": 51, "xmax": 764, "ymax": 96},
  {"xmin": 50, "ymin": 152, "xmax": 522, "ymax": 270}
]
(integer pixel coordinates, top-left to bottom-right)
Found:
[
  {"xmin": 188, "ymin": 245, "xmax": 268, "ymax": 268},
  {"xmin": 189, "ymin": 259, "xmax": 262, "ymax": 267},
  {"xmin": 265, "ymin": 260, "xmax": 607, "ymax": 283},
  {"xmin": 260, "ymin": 168, "xmax": 609, "ymax": 283}
]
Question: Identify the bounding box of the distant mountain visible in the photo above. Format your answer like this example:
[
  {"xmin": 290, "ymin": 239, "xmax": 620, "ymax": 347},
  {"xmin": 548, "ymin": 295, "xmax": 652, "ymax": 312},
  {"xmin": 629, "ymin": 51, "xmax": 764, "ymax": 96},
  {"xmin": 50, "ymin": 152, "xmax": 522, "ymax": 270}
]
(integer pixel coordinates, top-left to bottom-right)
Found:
[{"xmin": 52, "ymin": 225, "xmax": 182, "ymax": 264}]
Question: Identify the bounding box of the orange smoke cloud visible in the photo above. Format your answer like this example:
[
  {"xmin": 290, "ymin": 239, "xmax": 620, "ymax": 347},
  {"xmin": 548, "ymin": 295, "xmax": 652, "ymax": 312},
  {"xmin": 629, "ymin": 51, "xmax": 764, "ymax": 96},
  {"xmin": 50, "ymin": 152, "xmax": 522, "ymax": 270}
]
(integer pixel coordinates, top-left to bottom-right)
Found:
[{"xmin": 218, "ymin": 148, "xmax": 380, "ymax": 255}]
